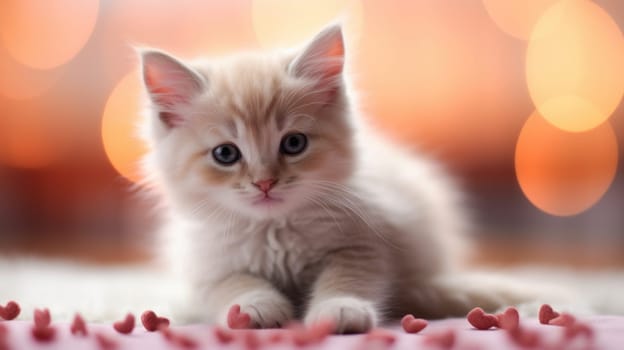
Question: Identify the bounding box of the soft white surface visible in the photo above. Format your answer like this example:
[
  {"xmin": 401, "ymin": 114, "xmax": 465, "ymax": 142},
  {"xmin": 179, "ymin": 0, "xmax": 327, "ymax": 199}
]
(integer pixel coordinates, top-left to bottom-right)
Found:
[
  {"xmin": 0, "ymin": 257, "xmax": 197, "ymax": 323},
  {"xmin": 0, "ymin": 257, "xmax": 623, "ymax": 323}
]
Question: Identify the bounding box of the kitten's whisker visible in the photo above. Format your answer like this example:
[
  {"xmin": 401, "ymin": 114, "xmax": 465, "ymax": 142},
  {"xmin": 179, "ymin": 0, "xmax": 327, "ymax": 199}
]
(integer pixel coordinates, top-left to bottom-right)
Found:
[
  {"xmin": 303, "ymin": 181, "xmax": 403, "ymax": 250},
  {"xmin": 300, "ymin": 194, "xmax": 345, "ymax": 235}
]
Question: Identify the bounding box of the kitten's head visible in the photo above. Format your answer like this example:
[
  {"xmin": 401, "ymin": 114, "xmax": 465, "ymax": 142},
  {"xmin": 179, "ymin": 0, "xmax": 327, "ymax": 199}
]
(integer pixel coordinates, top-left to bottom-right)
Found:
[{"xmin": 140, "ymin": 25, "xmax": 355, "ymax": 220}]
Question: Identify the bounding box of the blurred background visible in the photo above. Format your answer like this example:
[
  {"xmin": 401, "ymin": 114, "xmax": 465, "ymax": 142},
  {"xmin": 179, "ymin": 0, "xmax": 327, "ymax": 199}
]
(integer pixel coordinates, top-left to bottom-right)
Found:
[{"xmin": 0, "ymin": 0, "xmax": 622, "ymax": 269}]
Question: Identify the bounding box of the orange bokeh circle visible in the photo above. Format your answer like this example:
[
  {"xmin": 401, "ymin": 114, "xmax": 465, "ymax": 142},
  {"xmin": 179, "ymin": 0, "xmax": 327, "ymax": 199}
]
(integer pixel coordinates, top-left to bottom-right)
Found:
[
  {"xmin": 0, "ymin": 43, "xmax": 63, "ymax": 100},
  {"xmin": 515, "ymin": 112, "xmax": 618, "ymax": 217},
  {"xmin": 482, "ymin": 0, "xmax": 560, "ymax": 40},
  {"xmin": 0, "ymin": 0, "xmax": 100, "ymax": 70},
  {"xmin": 350, "ymin": 1, "xmax": 520, "ymax": 166},
  {"xmin": 526, "ymin": 0, "xmax": 624, "ymax": 132},
  {"xmin": 106, "ymin": 0, "xmax": 257, "ymax": 56},
  {"xmin": 0, "ymin": 103, "xmax": 67, "ymax": 169},
  {"xmin": 101, "ymin": 71, "xmax": 148, "ymax": 183},
  {"xmin": 251, "ymin": 0, "xmax": 363, "ymax": 49}
]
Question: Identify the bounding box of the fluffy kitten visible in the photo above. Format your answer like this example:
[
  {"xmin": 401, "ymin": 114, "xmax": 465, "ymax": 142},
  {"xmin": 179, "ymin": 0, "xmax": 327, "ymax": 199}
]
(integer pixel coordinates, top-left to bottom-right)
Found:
[{"xmin": 139, "ymin": 24, "xmax": 529, "ymax": 333}]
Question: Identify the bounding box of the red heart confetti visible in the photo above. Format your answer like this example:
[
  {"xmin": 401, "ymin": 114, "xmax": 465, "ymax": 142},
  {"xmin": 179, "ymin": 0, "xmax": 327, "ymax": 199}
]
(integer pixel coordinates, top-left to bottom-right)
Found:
[
  {"xmin": 227, "ymin": 304, "xmax": 251, "ymax": 329},
  {"xmin": 291, "ymin": 320, "xmax": 333, "ymax": 346},
  {"xmin": 213, "ymin": 327, "xmax": 235, "ymax": 344},
  {"xmin": 0, "ymin": 324, "xmax": 8, "ymax": 350},
  {"xmin": 307, "ymin": 320, "xmax": 334, "ymax": 343},
  {"xmin": 266, "ymin": 331, "xmax": 285, "ymax": 344},
  {"xmin": 467, "ymin": 307, "xmax": 499, "ymax": 330},
  {"xmin": 549, "ymin": 313, "xmax": 576, "ymax": 327},
  {"xmin": 564, "ymin": 321, "xmax": 594, "ymax": 340},
  {"xmin": 113, "ymin": 313, "xmax": 135, "ymax": 334},
  {"xmin": 33, "ymin": 308, "xmax": 51, "ymax": 328},
  {"xmin": 423, "ymin": 328, "xmax": 456, "ymax": 349},
  {"xmin": 286, "ymin": 323, "xmax": 307, "ymax": 346},
  {"xmin": 160, "ymin": 327, "xmax": 198, "ymax": 349},
  {"xmin": 507, "ymin": 327, "xmax": 541, "ymax": 348},
  {"xmin": 242, "ymin": 330, "xmax": 260, "ymax": 350},
  {"xmin": 496, "ymin": 307, "xmax": 520, "ymax": 331},
  {"xmin": 0, "ymin": 301, "xmax": 20, "ymax": 321},
  {"xmin": 365, "ymin": 328, "xmax": 397, "ymax": 346},
  {"xmin": 31, "ymin": 325, "xmax": 56, "ymax": 342},
  {"xmin": 401, "ymin": 314, "xmax": 428, "ymax": 333},
  {"xmin": 538, "ymin": 304, "xmax": 559, "ymax": 325},
  {"xmin": 94, "ymin": 332, "xmax": 118, "ymax": 350},
  {"xmin": 70, "ymin": 313, "xmax": 88, "ymax": 336},
  {"xmin": 141, "ymin": 310, "xmax": 170, "ymax": 332}
]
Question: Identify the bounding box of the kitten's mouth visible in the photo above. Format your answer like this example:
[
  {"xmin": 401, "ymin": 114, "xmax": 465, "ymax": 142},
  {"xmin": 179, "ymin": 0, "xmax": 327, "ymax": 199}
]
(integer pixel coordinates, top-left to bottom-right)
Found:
[{"xmin": 252, "ymin": 194, "xmax": 283, "ymax": 206}]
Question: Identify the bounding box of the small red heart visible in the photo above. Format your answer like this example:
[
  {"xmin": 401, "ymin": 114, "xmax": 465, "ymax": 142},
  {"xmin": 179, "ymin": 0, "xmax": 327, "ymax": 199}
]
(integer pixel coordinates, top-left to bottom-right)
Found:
[
  {"xmin": 564, "ymin": 322, "xmax": 594, "ymax": 340},
  {"xmin": 266, "ymin": 331, "xmax": 285, "ymax": 344},
  {"xmin": 549, "ymin": 313, "xmax": 575, "ymax": 327},
  {"xmin": 113, "ymin": 313, "xmax": 135, "ymax": 334},
  {"xmin": 365, "ymin": 328, "xmax": 397, "ymax": 346},
  {"xmin": 291, "ymin": 331, "xmax": 312, "ymax": 347},
  {"xmin": 0, "ymin": 301, "xmax": 20, "ymax": 321},
  {"xmin": 538, "ymin": 304, "xmax": 559, "ymax": 325},
  {"xmin": 423, "ymin": 328, "xmax": 456, "ymax": 348},
  {"xmin": 95, "ymin": 332, "xmax": 118, "ymax": 350},
  {"xmin": 467, "ymin": 307, "xmax": 498, "ymax": 330},
  {"xmin": 507, "ymin": 327, "xmax": 541, "ymax": 348},
  {"xmin": 213, "ymin": 327, "xmax": 235, "ymax": 344},
  {"xmin": 496, "ymin": 307, "xmax": 520, "ymax": 331},
  {"xmin": 160, "ymin": 327, "xmax": 198, "ymax": 348},
  {"xmin": 292, "ymin": 320, "xmax": 333, "ymax": 346},
  {"xmin": 227, "ymin": 304, "xmax": 251, "ymax": 329},
  {"xmin": 401, "ymin": 314, "xmax": 428, "ymax": 333},
  {"xmin": 308, "ymin": 320, "xmax": 334, "ymax": 343},
  {"xmin": 31, "ymin": 325, "xmax": 56, "ymax": 342},
  {"xmin": 141, "ymin": 310, "xmax": 170, "ymax": 332},
  {"xmin": 0, "ymin": 324, "xmax": 7, "ymax": 340},
  {"xmin": 242, "ymin": 331, "xmax": 260, "ymax": 350},
  {"xmin": 33, "ymin": 308, "xmax": 51, "ymax": 328},
  {"xmin": 175, "ymin": 335, "xmax": 198, "ymax": 349},
  {"xmin": 70, "ymin": 313, "xmax": 88, "ymax": 336},
  {"xmin": 0, "ymin": 324, "xmax": 7, "ymax": 350},
  {"xmin": 0, "ymin": 324, "xmax": 7, "ymax": 346}
]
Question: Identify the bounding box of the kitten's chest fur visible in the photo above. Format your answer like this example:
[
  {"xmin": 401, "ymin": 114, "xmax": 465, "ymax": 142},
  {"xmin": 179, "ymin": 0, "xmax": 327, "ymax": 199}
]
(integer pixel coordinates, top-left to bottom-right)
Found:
[
  {"xmin": 241, "ymin": 219, "xmax": 321, "ymax": 294},
  {"xmin": 203, "ymin": 210, "xmax": 355, "ymax": 299}
]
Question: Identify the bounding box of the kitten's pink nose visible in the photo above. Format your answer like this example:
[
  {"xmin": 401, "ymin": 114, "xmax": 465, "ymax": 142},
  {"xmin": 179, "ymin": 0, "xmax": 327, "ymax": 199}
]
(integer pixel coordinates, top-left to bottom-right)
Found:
[{"xmin": 253, "ymin": 178, "xmax": 278, "ymax": 193}]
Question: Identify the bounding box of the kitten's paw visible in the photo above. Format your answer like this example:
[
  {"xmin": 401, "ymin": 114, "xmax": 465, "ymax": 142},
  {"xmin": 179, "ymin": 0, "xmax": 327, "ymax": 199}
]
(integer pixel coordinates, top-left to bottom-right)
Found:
[
  {"xmin": 223, "ymin": 292, "xmax": 293, "ymax": 329},
  {"xmin": 305, "ymin": 296, "xmax": 377, "ymax": 334}
]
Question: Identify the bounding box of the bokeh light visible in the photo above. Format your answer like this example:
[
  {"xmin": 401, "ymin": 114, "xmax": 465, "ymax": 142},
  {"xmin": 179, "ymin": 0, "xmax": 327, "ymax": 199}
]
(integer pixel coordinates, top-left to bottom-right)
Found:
[
  {"xmin": 0, "ymin": 0, "xmax": 100, "ymax": 70},
  {"xmin": 481, "ymin": 0, "xmax": 560, "ymax": 40},
  {"xmin": 526, "ymin": 0, "xmax": 624, "ymax": 132},
  {"xmin": 101, "ymin": 71, "xmax": 148, "ymax": 183},
  {"xmin": 106, "ymin": 0, "xmax": 257, "ymax": 56},
  {"xmin": 251, "ymin": 0, "xmax": 363, "ymax": 48},
  {"xmin": 352, "ymin": 0, "xmax": 520, "ymax": 165},
  {"xmin": 515, "ymin": 112, "xmax": 618, "ymax": 217},
  {"xmin": 0, "ymin": 43, "xmax": 63, "ymax": 100},
  {"xmin": 0, "ymin": 104, "xmax": 67, "ymax": 169}
]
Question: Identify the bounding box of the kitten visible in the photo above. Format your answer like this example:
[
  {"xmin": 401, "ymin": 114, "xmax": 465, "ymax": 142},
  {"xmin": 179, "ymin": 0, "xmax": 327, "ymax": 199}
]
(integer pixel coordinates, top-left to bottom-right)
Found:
[{"xmin": 139, "ymin": 24, "xmax": 534, "ymax": 333}]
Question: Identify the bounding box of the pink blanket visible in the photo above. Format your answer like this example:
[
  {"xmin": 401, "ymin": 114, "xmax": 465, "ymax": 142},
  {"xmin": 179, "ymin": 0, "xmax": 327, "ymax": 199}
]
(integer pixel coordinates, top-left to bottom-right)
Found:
[{"xmin": 1, "ymin": 315, "xmax": 621, "ymax": 349}]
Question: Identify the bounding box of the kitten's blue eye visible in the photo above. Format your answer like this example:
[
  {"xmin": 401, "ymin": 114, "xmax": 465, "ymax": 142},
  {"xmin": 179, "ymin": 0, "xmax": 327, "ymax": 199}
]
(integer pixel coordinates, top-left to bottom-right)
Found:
[
  {"xmin": 280, "ymin": 133, "xmax": 307, "ymax": 156},
  {"xmin": 212, "ymin": 144, "xmax": 240, "ymax": 165}
]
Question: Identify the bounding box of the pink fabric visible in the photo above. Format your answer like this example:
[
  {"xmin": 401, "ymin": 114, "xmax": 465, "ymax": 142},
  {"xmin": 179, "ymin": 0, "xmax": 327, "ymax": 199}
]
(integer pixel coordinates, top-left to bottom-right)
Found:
[{"xmin": 1, "ymin": 316, "xmax": 622, "ymax": 349}]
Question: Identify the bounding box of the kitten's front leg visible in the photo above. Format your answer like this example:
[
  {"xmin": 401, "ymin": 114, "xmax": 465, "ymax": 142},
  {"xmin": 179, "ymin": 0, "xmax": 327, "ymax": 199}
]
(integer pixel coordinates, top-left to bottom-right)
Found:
[
  {"xmin": 205, "ymin": 274, "xmax": 293, "ymax": 329},
  {"xmin": 304, "ymin": 249, "xmax": 390, "ymax": 333}
]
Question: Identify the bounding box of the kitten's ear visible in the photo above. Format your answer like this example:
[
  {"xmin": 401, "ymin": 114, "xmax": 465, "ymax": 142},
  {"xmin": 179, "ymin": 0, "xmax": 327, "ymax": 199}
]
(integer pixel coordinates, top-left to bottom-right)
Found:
[
  {"xmin": 140, "ymin": 49, "xmax": 205, "ymax": 128},
  {"xmin": 289, "ymin": 24, "xmax": 344, "ymax": 95}
]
